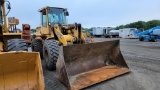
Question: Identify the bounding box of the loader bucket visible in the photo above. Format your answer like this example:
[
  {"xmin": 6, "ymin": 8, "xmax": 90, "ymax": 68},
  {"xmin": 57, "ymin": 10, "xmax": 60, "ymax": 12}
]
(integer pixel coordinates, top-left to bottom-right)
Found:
[
  {"xmin": 57, "ymin": 40, "xmax": 130, "ymax": 90},
  {"xmin": 0, "ymin": 52, "xmax": 44, "ymax": 90}
]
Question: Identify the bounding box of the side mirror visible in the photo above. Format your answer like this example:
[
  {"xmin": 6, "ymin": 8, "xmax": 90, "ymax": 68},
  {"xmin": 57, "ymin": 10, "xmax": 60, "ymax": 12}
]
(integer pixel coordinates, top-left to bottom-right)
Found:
[
  {"xmin": 7, "ymin": 4, "xmax": 11, "ymax": 9},
  {"xmin": 65, "ymin": 11, "xmax": 69, "ymax": 16},
  {"xmin": 5, "ymin": 1, "xmax": 11, "ymax": 16},
  {"xmin": 6, "ymin": 1, "xmax": 11, "ymax": 9}
]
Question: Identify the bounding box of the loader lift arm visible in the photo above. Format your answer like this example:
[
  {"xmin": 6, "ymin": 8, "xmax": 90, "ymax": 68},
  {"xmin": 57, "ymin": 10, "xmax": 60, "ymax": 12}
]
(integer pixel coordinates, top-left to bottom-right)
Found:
[{"xmin": 39, "ymin": 7, "xmax": 86, "ymax": 45}]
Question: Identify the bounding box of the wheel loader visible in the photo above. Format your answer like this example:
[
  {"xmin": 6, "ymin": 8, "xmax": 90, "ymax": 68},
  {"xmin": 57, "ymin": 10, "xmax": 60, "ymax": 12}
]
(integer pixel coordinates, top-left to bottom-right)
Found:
[
  {"xmin": 22, "ymin": 24, "xmax": 31, "ymax": 45},
  {"xmin": 0, "ymin": 0, "xmax": 44, "ymax": 90},
  {"xmin": 32, "ymin": 6, "xmax": 130, "ymax": 90}
]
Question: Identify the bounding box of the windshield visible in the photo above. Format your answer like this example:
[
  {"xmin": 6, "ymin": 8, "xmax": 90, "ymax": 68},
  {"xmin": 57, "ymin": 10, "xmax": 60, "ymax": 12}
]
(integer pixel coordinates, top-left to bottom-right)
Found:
[{"xmin": 48, "ymin": 8, "xmax": 66, "ymax": 25}]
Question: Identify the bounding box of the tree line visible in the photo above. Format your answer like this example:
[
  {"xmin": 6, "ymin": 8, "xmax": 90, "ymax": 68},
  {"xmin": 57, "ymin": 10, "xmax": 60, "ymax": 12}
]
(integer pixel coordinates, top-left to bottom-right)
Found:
[
  {"xmin": 115, "ymin": 20, "xmax": 160, "ymax": 30},
  {"xmin": 31, "ymin": 19, "xmax": 160, "ymax": 32}
]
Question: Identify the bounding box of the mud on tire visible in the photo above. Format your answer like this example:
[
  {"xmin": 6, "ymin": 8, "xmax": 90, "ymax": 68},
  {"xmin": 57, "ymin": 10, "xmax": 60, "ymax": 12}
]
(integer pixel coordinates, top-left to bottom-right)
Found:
[
  {"xmin": 32, "ymin": 39, "xmax": 43, "ymax": 58},
  {"xmin": 7, "ymin": 39, "xmax": 28, "ymax": 51},
  {"xmin": 43, "ymin": 39, "xmax": 59, "ymax": 71}
]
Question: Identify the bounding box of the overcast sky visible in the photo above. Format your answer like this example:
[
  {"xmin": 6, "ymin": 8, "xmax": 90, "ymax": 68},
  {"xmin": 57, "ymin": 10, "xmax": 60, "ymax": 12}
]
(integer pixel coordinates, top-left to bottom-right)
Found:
[{"xmin": 7, "ymin": 0, "xmax": 160, "ymax": 29}]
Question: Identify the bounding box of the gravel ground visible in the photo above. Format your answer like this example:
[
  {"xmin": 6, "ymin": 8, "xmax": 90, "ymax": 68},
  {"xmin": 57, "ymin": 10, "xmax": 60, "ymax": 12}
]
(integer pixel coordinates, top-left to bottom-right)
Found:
[{"xmin": 29, "ymin": 38, "xmax": 160, "ymax": 90}]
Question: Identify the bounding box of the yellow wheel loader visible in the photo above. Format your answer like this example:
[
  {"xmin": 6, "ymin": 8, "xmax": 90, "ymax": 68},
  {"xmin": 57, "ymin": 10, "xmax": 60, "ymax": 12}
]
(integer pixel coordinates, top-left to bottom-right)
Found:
[
  {"xmin": 32, "ymin": 6, "xmax": 130, "ymax": 90},
  {"xmin": 0, "ymin": 0, "xmax": 44, "ymax": 90}
]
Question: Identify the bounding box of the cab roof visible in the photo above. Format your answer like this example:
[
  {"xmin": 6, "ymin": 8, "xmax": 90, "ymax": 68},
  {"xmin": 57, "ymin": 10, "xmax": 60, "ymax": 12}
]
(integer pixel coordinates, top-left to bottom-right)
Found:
[{"xmin": 39, "ymin": 6, "xmax": 67, "ymax": 12}]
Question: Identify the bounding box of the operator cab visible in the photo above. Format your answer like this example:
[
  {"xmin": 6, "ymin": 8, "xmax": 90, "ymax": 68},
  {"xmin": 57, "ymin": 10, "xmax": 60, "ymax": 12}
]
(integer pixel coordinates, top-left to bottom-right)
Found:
[{"xmin": 39, "ymin": 6, "xmax": 69, "ymax": 27}]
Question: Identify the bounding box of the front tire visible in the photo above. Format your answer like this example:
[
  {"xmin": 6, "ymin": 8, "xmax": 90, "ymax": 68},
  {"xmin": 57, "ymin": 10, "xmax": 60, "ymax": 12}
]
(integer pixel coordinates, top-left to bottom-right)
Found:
[
  {"xmin": 151, "ymin": 37, "xmax": 157, "ymax": 42},
  {"xmin": 43, "ymin": 39, "xmax": 59, "ymax": 71},
  {"xmin": 139, "ymin": 36, "xmax": 144, "ymax": 41},
  {"xmin": 7, "ymin": 39, "xmax": 28, "ymax": 51}
]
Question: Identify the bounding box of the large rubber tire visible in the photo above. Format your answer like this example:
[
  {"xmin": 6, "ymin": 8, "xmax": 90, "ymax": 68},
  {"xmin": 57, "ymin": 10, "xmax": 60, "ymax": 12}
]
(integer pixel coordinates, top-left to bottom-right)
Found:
[
  {"xmin": 151, "ymin": 37, "xmax": 157, "ymax": 42},
  {"xmin": 105, "ymin": 35, "xmax": 109, "ymax": 38},
  {"xmin": 139, "ymin": 36, "xmax": 144, "ymax": 41},
  {"xmin": 7, "ymin": 39, "xmax": 28, "ymax": 51},
  {"xmin": 31, "ymin": 39, "xmax": 43, "ymax": 58},
  {"xmin": 43, "ymin": 39, "xmax": 59, "ymax": 71}
]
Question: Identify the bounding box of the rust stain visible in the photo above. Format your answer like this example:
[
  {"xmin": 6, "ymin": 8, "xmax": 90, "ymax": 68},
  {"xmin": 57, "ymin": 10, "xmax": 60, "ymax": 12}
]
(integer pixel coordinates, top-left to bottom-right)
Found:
[{"xmin": 70, "ymin": 66, "xmax": 130, "ymax": 89}]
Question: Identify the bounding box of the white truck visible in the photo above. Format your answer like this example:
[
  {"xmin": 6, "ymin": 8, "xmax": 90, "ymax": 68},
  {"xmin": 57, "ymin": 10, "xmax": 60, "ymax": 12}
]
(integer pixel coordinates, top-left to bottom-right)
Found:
[
  {"xmin": 92, "ymin": 27, "xmax": 112, "ymax": 38},
  {"xmin": 109, "ymin": 30, "xmax": 120, "ymax": 38},
  {"xmin": 92, "ymin": 27, "xmax": 105, "ymax": 37}
]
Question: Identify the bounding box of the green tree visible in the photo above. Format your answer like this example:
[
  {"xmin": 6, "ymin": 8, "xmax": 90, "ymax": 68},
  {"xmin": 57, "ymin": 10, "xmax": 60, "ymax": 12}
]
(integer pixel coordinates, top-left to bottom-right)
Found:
[
  {"xmin": 115, "ymin": 25, "xmax": 125, "ymax": 29},
  {"xmin": 115, "ymin": 19, "xmax": 160, "ymax": 30},
  {"xmin": 128, "ymin": 21, "xmax": 147, "ymax": 29},
  {"xmin": 30, "ymin": 29, "xmax": 36, "ymax": 34},
  {"xmin": 146, "ymin": 20, "xmax": 160, "ymax": 29}
]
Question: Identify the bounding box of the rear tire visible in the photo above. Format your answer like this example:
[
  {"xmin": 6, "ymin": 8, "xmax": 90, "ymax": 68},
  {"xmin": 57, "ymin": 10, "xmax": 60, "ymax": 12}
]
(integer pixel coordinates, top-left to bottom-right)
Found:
[
  {"xmin": 7, "ymin": 39, "xmax": 28, "ymax": 51},
  {"xmin": 31, "ymin": 39, "xmax": 43, "ymax": 58},
  {"xmin": 105, "ymin": 35, "xmax": 109, "ymax": 38},
  {"xmin": 139, "ymin": 36, "xmax": 144, "ymax": 41},
  {"xmin": 151, "ymin": 37, "xmax": 157, "ymax": 42},
  {"xmin": 43, "ymin": 39, "xmax": 59, "ymax": 71}
]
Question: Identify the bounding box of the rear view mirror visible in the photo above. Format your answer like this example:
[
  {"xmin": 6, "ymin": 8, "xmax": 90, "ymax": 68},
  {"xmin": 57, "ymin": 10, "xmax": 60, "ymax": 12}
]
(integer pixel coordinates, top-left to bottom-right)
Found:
[
  {"xmin": 6, "ymin": 4, "xmax": 11, "ymax": 9},
  {"xmin": 6, "ymin": 1, "xmax": 11, "ymax": 9},
  {"xmin": 5, "ymin": 1, "xmax": 11, "ymax": 16}
]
